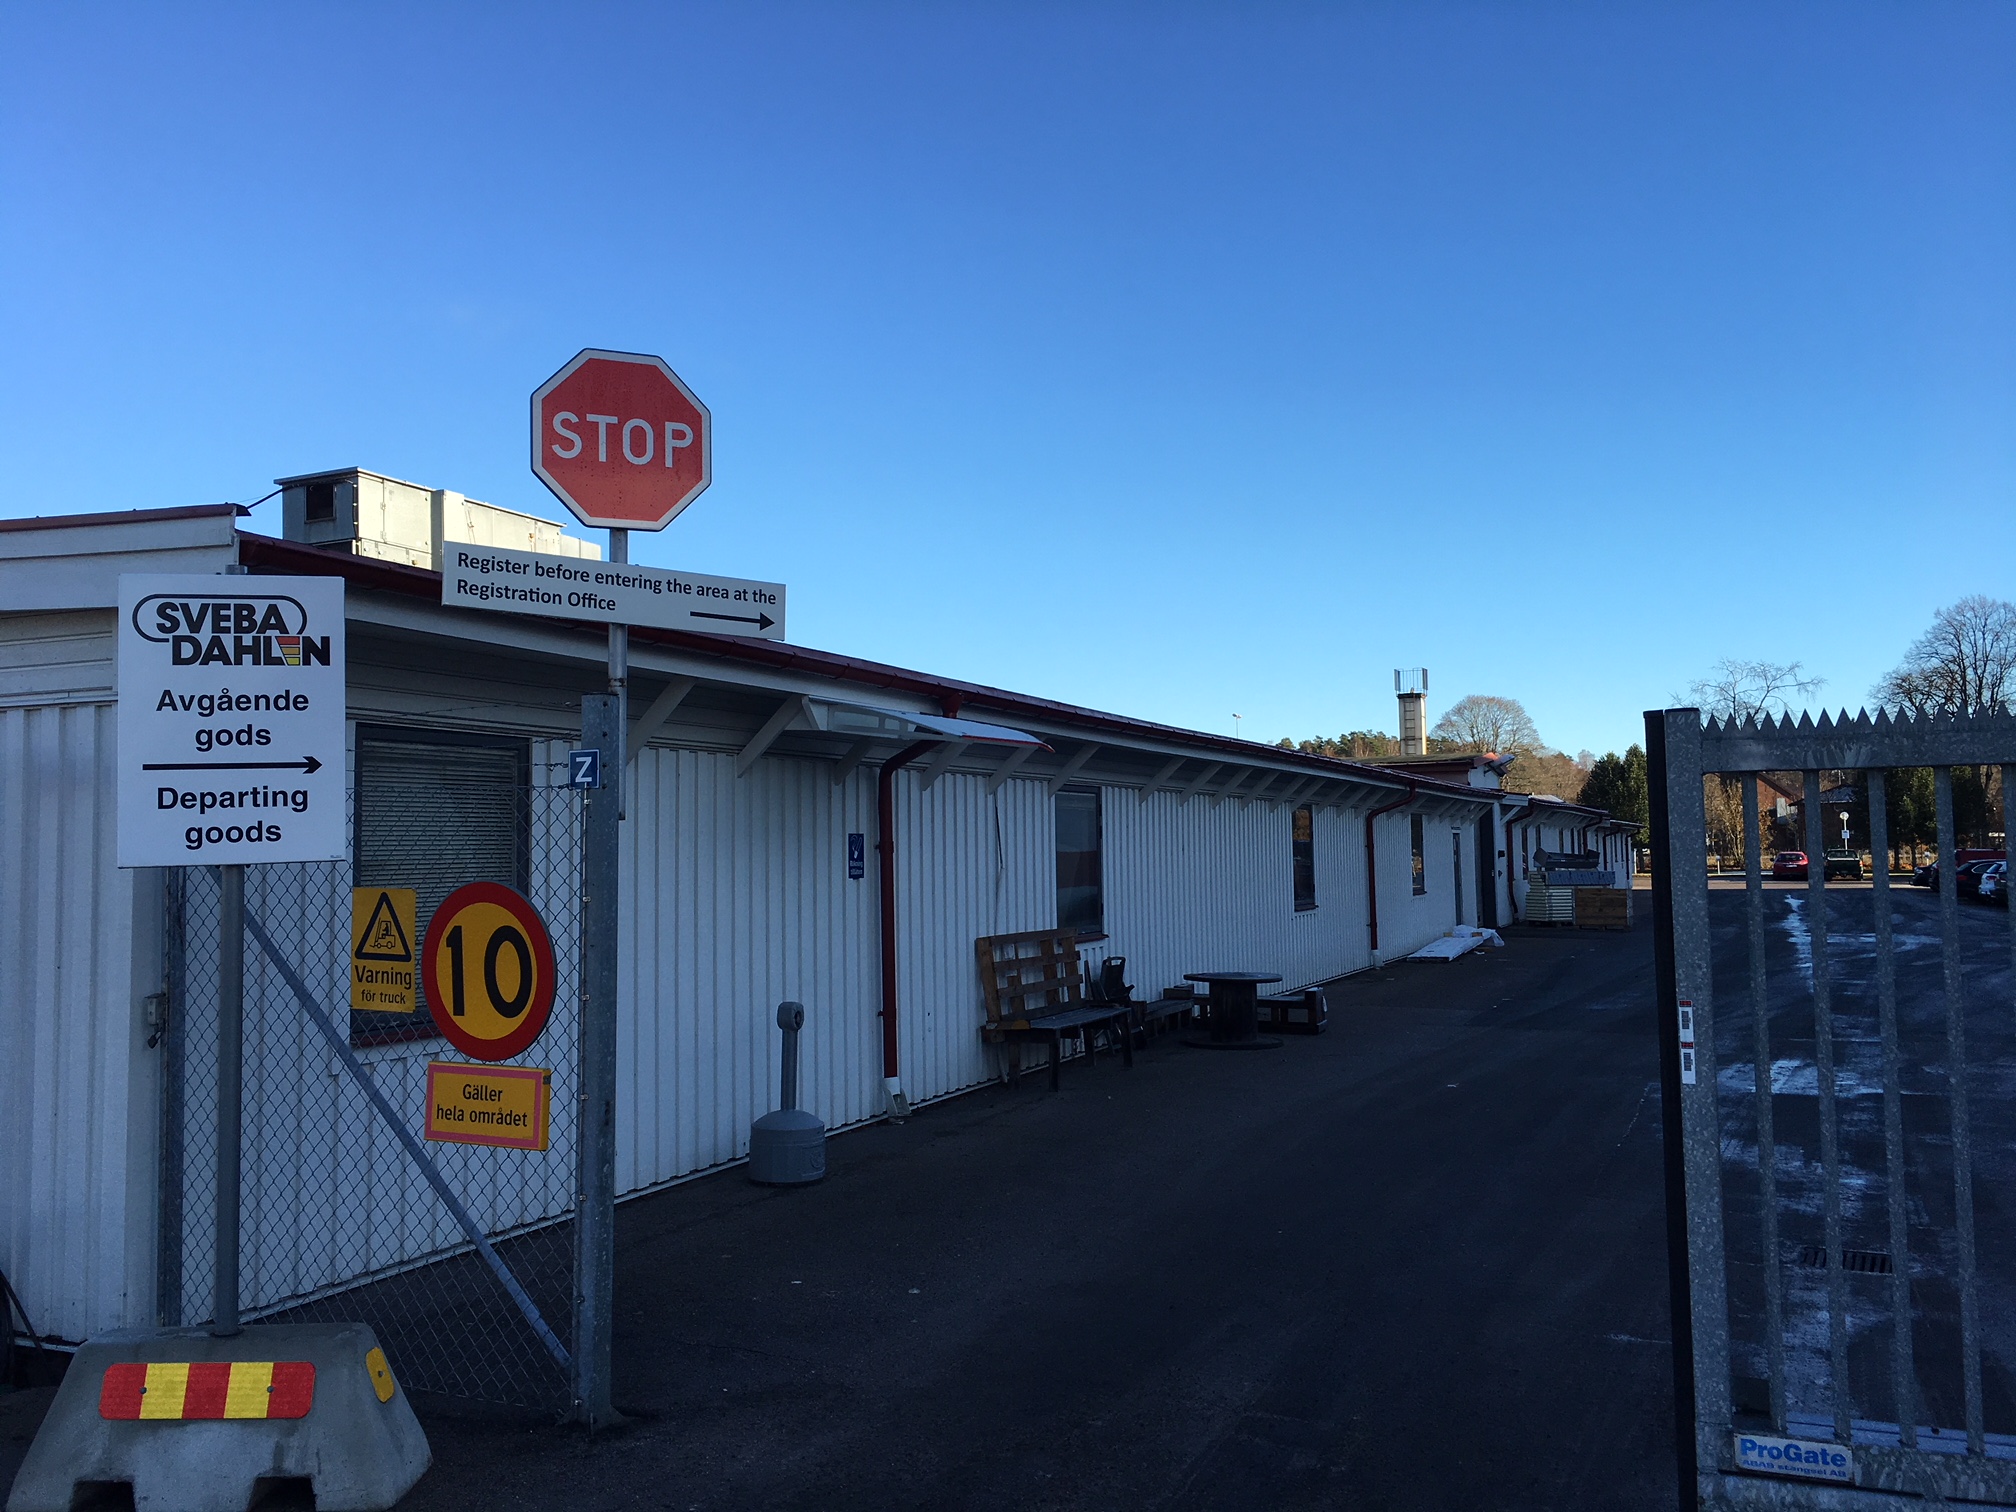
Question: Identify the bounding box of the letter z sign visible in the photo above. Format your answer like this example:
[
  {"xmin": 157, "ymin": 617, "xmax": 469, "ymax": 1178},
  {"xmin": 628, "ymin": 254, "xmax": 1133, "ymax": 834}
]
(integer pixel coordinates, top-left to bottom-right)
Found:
[{"xmin": 531, "ymin": 349, "xmax": 711, "ymax": 531}]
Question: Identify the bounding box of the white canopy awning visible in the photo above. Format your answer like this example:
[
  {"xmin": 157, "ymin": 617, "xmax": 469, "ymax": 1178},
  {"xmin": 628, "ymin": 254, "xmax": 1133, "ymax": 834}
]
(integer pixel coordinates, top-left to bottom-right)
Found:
[{"xmin": 809, "ymin": 699, "xmax": 1047, "ymax": 748}]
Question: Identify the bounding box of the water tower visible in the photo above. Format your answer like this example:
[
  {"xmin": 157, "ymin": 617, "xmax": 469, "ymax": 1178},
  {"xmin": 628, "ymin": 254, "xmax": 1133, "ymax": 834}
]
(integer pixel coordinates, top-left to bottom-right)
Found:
[{"xmin": 1395, "ymin": 668, "xmax": 1429, "ymax": 756}]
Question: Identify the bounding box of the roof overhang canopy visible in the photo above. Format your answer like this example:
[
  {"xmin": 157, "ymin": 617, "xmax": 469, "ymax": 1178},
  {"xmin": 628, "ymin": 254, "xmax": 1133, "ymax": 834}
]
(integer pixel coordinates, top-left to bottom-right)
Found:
[{"xmin": 809, "ymin": 699, "xmax": 1047, "ymax": 748}]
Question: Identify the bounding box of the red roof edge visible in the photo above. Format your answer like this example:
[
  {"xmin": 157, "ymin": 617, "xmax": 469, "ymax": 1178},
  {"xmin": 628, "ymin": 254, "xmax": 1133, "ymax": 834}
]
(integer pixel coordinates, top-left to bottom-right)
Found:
[
  {"xmin": 234, "ymin": 531, "xmax": 1495, "ymax": 801},
  {"xmin": 0, "ymin": 502, "xmax": 248, "ymax": 533}
]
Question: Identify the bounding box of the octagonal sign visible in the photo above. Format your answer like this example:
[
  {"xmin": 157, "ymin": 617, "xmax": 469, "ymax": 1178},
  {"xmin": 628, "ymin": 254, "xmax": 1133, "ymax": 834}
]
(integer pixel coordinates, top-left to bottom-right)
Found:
[{"xmin": 530, "ymin": 348, "xmax": 712, "ymax": 531}]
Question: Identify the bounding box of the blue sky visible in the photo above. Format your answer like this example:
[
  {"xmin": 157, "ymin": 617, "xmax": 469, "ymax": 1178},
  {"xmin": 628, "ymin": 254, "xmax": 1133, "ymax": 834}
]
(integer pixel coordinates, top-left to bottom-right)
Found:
[{"xmin": 4, "ymin": 3, "xmax": 2011, "ymax": 760}]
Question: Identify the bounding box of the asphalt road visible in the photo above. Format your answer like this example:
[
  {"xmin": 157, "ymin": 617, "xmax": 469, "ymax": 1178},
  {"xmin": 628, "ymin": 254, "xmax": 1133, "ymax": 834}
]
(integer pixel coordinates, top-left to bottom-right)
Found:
[{"xmin": 3, "ymin": 915, "xmax": 1676, "ymax": 1511}]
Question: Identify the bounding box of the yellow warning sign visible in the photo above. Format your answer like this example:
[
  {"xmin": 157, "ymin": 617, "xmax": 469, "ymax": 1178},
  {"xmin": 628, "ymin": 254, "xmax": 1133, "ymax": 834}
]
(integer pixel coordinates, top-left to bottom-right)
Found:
[
  {"xmin": 424, "ymin": 1061, "xmax": 550, "ymax": 1151},
  {"xmin": 350, "ymin": 887, "xmax": 417, "ymax": 1013}
]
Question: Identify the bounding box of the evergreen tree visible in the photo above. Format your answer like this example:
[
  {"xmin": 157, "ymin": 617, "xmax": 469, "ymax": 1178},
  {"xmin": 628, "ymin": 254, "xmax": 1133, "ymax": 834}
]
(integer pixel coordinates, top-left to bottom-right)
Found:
[{"xmin": 1578, "ymin": 744, "xmax": 1649, "ymax": 844}]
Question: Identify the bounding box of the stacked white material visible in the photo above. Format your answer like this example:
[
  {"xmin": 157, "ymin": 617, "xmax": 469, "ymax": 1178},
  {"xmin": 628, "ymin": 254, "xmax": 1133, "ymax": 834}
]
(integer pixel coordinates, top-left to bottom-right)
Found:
[
  {"xmin": 1406, "ymin": 926, "xmax": 1506, "ymax": 962},
  {"xmin": 1522, "ymin": 884, "xmax": 1575, "ymax": 922}
]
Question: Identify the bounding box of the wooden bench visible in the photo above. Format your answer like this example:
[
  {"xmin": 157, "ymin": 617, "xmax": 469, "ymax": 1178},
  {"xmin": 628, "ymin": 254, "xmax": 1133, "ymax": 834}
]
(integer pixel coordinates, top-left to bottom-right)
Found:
[
  {"xmin": 977, "ymin": 928, "xmax": 1134, "ymax": 1090},
  {"xmin": 1089, "ymin": 957, "xmax": 1196, "ymax": 1042},
  {"xmin": 1258, "ymin": 988, "xmax": 1329, "ymax": 1035}
]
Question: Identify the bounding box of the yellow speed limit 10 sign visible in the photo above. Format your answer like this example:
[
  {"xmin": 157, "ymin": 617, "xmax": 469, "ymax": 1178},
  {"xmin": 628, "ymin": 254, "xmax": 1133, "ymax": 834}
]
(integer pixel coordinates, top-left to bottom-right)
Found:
[{"xmin": 420, "ymin": 882, "xmax": 556, "ymax": 1061}]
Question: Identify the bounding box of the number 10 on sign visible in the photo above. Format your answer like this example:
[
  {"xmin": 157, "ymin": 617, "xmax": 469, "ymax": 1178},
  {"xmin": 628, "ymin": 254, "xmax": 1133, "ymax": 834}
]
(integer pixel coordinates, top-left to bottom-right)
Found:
[{"xmin": 421, "ymin": 882, "xmax": 556, "ymax": 1061}]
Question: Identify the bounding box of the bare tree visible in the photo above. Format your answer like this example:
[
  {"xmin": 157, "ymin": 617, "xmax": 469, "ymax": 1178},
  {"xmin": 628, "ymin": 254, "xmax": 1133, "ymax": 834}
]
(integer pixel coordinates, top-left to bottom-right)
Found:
[
  {"xmin": 1684, "ymin": 659, "xmax": 1825, "ymax": 723},
  {"xmin": 1431, "ymin": 694, "xmax": 1541, "ymax": 756},
  {"xmin": 1502, "ymin": 749, "xmax": 1592, "ymax": 799},
  {"xmin": 1874, "ymin": 595, "xmax": 2016, "ymax": 716}
]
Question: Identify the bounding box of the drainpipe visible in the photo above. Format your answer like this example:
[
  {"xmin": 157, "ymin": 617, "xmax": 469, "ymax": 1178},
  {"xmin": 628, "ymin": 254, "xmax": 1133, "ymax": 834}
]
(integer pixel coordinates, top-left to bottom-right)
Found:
[
  {"xmin": 1501, "ymin": 803, "xmax": 1533, "ymax": 920},
  {"xmin": 1363, "ymin": 780, "xmax": 1418, "ymax": 957},
  {"xmin": 876, "ymin": 739, "xmax": 936, "ymax": 1120}
]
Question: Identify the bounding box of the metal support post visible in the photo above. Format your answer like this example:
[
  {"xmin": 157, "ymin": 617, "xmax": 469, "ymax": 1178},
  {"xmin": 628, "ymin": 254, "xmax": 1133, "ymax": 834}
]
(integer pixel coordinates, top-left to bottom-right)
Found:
[
  {"xmin": 608, "ymin": 528, "xmax": 629, "ymax": 820},
  {"xmin": 213, "ymin": 863, "xmax": 245, "ymax": 1337},
  {"xmin": 573, "ymin": 667, "xmax": 621, "ymax": 1426},
  {"xmin": 1643, "ymin": 713, "xmax": 1697, "ymax": 1510}
]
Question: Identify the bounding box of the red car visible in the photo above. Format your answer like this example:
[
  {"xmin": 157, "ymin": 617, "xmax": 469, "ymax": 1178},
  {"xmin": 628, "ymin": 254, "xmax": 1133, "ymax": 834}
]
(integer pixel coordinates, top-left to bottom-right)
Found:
[{"xmin": 1772, "ymin": 851, "xmax": 1809, "ymax": 881}]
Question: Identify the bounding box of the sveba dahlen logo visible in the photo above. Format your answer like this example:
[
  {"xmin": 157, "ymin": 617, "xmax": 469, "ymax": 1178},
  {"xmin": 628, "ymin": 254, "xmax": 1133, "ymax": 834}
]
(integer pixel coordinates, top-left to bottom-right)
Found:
[{"xmin": 132, "ymin": 592, "xmax": 331, "ymax": 668}]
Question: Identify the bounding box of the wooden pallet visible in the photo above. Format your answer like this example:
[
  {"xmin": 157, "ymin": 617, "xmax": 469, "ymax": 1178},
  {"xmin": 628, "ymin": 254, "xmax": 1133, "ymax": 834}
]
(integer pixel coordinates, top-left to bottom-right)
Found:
[
  {"xmin": 976, "ymin": 927, "xmax": 1087, "ymax": 1039},
  {"xmin": 1573, "ymin": 888, "xmax": 1632, "ymax": 930}
]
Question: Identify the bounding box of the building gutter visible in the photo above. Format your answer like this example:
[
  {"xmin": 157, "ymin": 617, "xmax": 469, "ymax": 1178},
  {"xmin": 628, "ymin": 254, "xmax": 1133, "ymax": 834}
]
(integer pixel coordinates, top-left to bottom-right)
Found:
[
  {"xmin": 1364, "ymin": 781, "xmax": 1418, "ymax": 956},
  {"xmin": 875, "ymin": 739, "xmax": 937, "ymax": 1120}
]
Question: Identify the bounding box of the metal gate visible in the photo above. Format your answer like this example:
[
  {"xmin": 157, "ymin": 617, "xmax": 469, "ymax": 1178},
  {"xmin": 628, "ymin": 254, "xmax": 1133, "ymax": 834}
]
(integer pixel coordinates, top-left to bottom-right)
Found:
[
  {"xmin": 1650, "ymin": 707, "xmax": 2016, "ymax": 1508},
  {"xmin": 159, "ymin": 780, "xmax": 585, "ymax": 1411}
]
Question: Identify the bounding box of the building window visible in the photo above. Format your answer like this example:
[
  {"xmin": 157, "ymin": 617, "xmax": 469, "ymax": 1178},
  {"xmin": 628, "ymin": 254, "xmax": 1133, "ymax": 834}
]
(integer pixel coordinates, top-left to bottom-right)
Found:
[
  {"xmin": 1410, "ymin": 813, "xmax": 1427, "ymax": 895},
  {"xmin": 1292, "ymin": 805, "xmax": 1317, "ymax": 911},
  {"xmin": 305, "ymin": 479, "xmax": 336, "ymax": 523},
  {"xmin": 353, "ymin": 726, "xmax": 528, "ymax": 1044},
  {"xmin": 1056, "ymin": 785, "xmax": 1103, "ymax": 937}
]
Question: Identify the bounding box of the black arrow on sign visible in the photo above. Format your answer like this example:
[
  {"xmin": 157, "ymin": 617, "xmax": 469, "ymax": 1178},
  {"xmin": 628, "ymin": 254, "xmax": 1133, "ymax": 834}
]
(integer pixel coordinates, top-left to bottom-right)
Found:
[
  {"xmin": 692, "ymin": 611, "xmax": 777, "ymax": 631},
  {"xmin": 143, "ymin": 756, "xmax": 325, "ymax": 774}
]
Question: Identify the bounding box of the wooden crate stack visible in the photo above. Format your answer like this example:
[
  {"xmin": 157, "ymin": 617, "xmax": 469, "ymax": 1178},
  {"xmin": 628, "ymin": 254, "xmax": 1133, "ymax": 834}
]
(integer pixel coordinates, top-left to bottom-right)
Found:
[{"xmin": 1573, "ymin": 887, "xmax": 1632, "ymax": 930}]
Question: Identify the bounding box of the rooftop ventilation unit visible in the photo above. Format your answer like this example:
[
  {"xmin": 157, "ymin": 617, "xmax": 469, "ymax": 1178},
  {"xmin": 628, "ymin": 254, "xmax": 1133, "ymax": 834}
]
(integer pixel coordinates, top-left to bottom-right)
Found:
[{"xmin": 275, "ymin": 467, "xmax": 600, "ymax": 572}]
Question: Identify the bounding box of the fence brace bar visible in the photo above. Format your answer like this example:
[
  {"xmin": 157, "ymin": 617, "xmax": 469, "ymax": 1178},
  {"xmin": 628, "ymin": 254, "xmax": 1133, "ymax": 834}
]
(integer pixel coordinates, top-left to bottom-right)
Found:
[{"xmin": 242, "ymin": 905, "xmax": 572, "ymax": 1370}]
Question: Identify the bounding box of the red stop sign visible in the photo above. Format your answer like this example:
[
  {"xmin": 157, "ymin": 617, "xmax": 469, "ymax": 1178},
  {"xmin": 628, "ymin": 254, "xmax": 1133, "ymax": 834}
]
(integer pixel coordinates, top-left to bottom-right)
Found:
[{"xmin": 530, "ymin": 349, "xmax": 712, "ymax": 531}]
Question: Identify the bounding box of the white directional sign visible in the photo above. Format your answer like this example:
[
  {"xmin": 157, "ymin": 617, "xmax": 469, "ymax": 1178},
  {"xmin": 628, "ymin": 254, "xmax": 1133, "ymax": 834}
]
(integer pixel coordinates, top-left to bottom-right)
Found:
[
  {"xmin": 117, "ymin": 574, "xmax": 347, "ymax": 868},
  {"xmin": 440, "ymin": 541, "xmax": 786, "ymax": 641}
]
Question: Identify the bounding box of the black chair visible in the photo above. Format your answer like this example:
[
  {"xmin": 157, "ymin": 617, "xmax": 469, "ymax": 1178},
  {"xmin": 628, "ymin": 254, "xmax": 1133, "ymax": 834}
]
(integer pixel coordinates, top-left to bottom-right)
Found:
[
  {"xmin": 1096, "ymin": 956, "xmax": 1133, "ymax": 1005},
  {"xmin": 1097, "ymin": 958, "xmax": 1195, "ymax": 1042}
]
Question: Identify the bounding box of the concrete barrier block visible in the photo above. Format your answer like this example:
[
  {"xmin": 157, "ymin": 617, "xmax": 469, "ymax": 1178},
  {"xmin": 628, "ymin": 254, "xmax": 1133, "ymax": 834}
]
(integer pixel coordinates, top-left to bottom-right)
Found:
[{"xmin": 6, "ymin": 1322, "xmax": 430, "ymax": 1512}]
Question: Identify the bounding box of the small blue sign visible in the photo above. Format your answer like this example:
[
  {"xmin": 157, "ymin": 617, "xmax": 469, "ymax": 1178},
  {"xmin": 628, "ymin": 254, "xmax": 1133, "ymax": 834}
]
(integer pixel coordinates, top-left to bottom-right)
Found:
[
  {"xmin": 847, "ymin": 833, "xmax": 866, "ymax": 880},
  {"xmin": 1733, "ymin": 1434, "xmax": 1853, "ymax": 1484},
  {"xmin": 567, "ymin": 748, "xmax": 603, "ymax": 789}
]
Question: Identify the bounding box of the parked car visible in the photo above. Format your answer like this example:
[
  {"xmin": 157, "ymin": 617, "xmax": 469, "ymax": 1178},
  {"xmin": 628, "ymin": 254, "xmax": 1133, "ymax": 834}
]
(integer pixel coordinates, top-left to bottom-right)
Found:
[
  {"xmin": 1957, "ymin": 859, "xmax": 1997, "ymax": 899},
  {"xmin": 1771, "ymin": 851, "xmax": 1809, "ymax": 881},
  {"xmin": 1978, "ymin": 862, "xmax": 2009, "ymax": 907},
  {"xmin": 1915, "ymin": 862, "xmax": 1939, "ymax": 888},
  {"xmin": 1823, "ymin": 850, "xmax": 1865, "ymax": 880}
]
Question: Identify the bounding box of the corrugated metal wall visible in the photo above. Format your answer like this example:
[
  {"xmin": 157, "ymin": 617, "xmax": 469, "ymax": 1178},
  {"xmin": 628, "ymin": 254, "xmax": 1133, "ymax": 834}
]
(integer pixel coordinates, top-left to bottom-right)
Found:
[
  {"xmin": 895, "ymin": 772, "xmax": 1053, "ymax": 1104},
  {"xmin": 620, "ymin": 748, "xmax": 883, "ymax": 1192},
  {"xmin": 611, "ymin": 766, "xmax": 1483, "ymax": 1199},
  {"xmin": 1099, "ymin": 789, "xmax": 1372, "ymax": 995},
  {"xmin": 0, "ymin": 702, "xmax": 154, "ymax": 1341},
  {"xmin": 1369, "ymin": 804, "xmax": 1469, "ymax": 956},
  {"xmin": 615, "ymin": 757, "xmax": 1054, "ymax": 1193},
  {"xmin": 2, "ymin": 685, "xmax": 1509, "ymax": 1337}
]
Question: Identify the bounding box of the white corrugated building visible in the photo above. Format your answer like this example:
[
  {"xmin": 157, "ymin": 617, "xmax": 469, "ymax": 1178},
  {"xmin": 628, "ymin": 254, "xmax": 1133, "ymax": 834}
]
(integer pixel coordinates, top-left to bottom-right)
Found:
[{"xmin": 2, "ymin": 479, "xmax": 1558, "ymax": 1346}]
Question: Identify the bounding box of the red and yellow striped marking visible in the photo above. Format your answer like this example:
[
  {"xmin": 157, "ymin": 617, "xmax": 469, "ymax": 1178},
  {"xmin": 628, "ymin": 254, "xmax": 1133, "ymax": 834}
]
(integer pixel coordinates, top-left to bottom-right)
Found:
[{"xmin": 99, "ymin": 1361, "xmax": 315, "ymax": 1421}]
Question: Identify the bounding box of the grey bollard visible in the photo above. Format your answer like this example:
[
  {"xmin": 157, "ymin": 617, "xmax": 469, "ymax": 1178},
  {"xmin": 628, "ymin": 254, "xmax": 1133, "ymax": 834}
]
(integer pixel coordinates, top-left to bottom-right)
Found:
[{"xmin": 748, "ymin": 1001, "xmax": 827, "ymax": 1185}]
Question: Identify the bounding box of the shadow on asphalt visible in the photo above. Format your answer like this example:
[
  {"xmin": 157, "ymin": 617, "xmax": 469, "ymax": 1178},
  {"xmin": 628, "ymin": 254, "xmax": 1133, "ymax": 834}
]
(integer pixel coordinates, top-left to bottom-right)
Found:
[{"xmin": 3, "ymin": 916, "xmax": 1676, "ymax": 1512}]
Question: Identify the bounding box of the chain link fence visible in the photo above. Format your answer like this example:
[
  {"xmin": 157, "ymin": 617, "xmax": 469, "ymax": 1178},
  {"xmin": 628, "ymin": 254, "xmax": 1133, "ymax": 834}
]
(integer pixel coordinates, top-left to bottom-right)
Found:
[{"xmin": 160, "ymin": 771, "xmax": 584, "ymax": 1411}]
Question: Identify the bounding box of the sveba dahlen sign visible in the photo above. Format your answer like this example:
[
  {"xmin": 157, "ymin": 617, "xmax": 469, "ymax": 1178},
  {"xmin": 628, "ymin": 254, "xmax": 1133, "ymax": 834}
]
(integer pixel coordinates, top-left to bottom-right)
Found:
[{"xmin": 117, "ymin": 574, "xmax": 347, "ymax": 867}]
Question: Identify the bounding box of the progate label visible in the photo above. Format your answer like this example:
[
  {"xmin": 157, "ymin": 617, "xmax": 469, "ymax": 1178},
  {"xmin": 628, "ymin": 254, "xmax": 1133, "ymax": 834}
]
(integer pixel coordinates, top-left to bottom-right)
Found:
[
  {"xmin": 1733, "ymin": 1433, "xmax": 1854, "ymax": 1484},
  {"xmin": 116, "ymin": 574, "xmax": 346, "ymax": 868}
]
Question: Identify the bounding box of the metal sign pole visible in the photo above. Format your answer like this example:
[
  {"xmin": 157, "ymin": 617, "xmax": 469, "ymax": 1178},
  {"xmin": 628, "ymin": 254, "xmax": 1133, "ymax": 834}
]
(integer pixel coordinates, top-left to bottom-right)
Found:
[
  {"xmin": 1643, "ymin": 713, "xmax": 1696, "ymax": 1510},
  {"xmin": 608, "ymin": 528, "xmax": 629, "ymax": 741},
  {"xmin": 213, "ymin": 862, "xmax": 245, "ymax": 1337},
  {"xmin": 572, "ymin": 523, "xmax": 626, "ymax": 1427}
]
